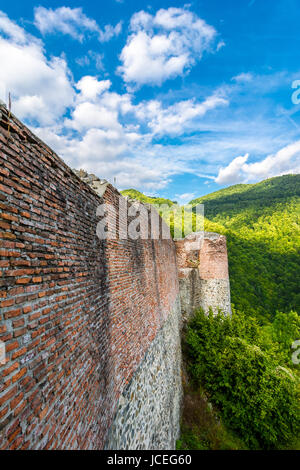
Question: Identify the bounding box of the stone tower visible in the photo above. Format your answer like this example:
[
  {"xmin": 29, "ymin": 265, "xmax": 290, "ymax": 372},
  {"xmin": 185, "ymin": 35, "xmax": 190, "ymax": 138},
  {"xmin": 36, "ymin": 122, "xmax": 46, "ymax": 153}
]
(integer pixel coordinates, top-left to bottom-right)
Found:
[{"xmin": 175, "ymin": 232, "xmax": 232, "ymax": 320}]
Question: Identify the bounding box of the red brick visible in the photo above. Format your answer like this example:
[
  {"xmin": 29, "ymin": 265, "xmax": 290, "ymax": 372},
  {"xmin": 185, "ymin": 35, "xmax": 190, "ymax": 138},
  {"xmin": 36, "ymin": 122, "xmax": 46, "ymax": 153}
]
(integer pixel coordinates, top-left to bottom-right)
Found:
[
  {"xmin": 2, "ymin": 362, "xmax": 19, "ymax": 377},
  {"xmin": 16, "ymin": 278, "xmax": 31, "ymax": 284},
  {"xmin": 10, "ymin": 393, "xmax": 23, "ymax": 410},
  {"xmin": 1, "ymin": 299, "xmax": 14, "ymax": 308},
  {"xmin": 12, "ymin": 367, "xmax": 27, "ymax": 383}
]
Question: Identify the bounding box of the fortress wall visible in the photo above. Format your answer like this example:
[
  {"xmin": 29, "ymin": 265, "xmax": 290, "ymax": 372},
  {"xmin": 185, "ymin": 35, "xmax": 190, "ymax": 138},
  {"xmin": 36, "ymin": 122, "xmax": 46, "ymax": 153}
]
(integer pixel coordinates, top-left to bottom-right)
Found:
[
  {"xmin": 105, "ymin": 297, "xmax": 182, "ymax": 450},
  {"xmin": 175, "ymin": 232, "xmax": 231, "ymax": 319},
  {"xmin": 0, "ymin": 107, "xmax": 182, "ymax": 450}
]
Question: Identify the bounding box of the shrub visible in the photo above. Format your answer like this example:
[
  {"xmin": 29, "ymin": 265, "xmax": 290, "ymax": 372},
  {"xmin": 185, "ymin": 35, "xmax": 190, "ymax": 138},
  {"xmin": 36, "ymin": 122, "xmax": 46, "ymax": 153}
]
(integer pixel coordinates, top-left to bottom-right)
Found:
[{"xmin": 186, "ymin": 309, "xmax": 300, "ymax": 449}]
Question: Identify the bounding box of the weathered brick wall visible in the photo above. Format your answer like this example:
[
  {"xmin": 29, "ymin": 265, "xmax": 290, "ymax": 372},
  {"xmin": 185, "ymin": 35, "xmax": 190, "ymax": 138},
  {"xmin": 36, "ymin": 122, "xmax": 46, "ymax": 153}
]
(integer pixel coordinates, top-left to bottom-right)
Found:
[{"xmin": 0, "ymin": 106, "xmax": 181, "ymax": 450}]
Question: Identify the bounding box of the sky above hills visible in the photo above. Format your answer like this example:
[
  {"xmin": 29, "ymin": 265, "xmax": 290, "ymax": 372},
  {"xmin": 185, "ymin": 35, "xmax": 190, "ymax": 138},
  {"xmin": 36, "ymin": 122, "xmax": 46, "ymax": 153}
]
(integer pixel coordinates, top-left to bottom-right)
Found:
[{"xmin": 1, "ymin": 0, "xmax": 300, "ymax": 202}]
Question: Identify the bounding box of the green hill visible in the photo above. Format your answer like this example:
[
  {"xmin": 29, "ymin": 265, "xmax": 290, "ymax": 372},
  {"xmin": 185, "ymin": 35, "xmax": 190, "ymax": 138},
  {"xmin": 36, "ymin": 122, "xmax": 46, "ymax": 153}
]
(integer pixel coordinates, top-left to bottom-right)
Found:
[
  {"xmin": 121, "ymin": 189, "xmax": 177, "ymax": 207},
  {"xmin": 190, "ymin": 174, "xmax": 300, "ymax": 321},
  {"xmin": 190, "ymin": 174, "xmax": 300, "ymax": 209}
]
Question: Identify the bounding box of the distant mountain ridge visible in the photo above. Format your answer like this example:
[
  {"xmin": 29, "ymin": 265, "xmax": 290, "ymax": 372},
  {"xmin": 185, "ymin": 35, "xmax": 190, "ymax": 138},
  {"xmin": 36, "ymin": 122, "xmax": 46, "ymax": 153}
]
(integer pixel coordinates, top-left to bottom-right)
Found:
[{"xmin": 190, "ymin": 174, "xmax": 300, "ymax": 208}]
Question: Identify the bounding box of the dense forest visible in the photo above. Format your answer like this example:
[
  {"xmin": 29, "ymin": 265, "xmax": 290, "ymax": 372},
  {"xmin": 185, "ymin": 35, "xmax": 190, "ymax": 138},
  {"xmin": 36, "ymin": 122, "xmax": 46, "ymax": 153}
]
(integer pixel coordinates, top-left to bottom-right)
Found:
[{"xmin": 123, "ymin": 174, "xmax": 300, "ymax": 449}]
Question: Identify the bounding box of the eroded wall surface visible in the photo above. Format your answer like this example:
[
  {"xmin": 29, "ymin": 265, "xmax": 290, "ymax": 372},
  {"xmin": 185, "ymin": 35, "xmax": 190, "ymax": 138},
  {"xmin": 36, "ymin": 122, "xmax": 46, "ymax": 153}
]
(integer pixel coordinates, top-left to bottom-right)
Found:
[
  {"xmin": 0, "ymin": 106, "xmax": 182, "ymax": 450},
  {"xmin": 175, "ymin": 232, "xmax": 231, "ymax": 319},
  {"xmin": 105, "ymin": 298, "xmax": 182, "ymax": 450}
]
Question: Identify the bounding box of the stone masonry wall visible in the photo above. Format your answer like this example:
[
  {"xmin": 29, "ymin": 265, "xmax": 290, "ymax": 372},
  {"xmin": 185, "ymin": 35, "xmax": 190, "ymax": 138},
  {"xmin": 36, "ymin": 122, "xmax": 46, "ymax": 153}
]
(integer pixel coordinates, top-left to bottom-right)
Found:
[
  {"xmin": 0, "ymin": 106, "xmax": 182, "ymax": 450},
  {"xmin": 105, "ymin": 298, "xmax": 182, "ymax": 450}
]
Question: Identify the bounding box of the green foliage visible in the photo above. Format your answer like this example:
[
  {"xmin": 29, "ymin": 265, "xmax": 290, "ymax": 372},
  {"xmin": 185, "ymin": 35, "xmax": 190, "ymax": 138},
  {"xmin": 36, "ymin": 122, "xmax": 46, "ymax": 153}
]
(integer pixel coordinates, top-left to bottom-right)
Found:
[
  {"xmin": 121, "ymin": 189, "xmax": 201, "ymax": 238},
  {"xmin": 267, "ymin": 311, "xmax": 300, "ymax": 365},
  {"xmin": 176, "ymin": 428, "xmax": 210, "ymax": 450},
  {"xmin": 176, "ymin": 385, "xmax": 247, "ymax": 450},
  {"xmin": 190, "ymin": 174, "xmax": 300, "ymax": 207},
  {"xmin": 120, "ymin": 189, "xmax": 176, "ymax": 207},
  {"xmin": 186, "ymin": 309, "xmax": 300, "ymax": 449}
]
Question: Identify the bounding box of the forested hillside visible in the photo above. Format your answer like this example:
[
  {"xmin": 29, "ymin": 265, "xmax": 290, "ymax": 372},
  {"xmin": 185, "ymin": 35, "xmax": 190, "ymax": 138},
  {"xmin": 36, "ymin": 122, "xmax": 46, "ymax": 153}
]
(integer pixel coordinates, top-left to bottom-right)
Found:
[
  {"xmin": 186, "ymin": 174, "xmax": 300, "ymax": 449},
  {"xmin": 121, "ymin": 189, "xmax": 176, "ymax": 207}
]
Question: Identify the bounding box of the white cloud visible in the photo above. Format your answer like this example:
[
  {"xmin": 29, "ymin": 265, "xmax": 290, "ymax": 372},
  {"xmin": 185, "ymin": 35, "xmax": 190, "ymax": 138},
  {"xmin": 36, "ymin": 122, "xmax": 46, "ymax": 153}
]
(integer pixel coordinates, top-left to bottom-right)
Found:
[
  {"xmin": 76, "ymin": 51, "xmax": 104, "ymax": 70},
  {"xmin": 232, "ymin": 72, "xmax": 254, "ymax": 83},
  {"xmin": 76, "ymin": 76, "xmax": 111, "ymax": 100},
  {"xmin": 66, "ymin": 101, "xmax": 121, "ymax": 132},
  {"xmin": 0, "ymin": 7, "xmax": 226, "ymax": 191},
  {"xmin": 217, "ymin": 40, "xmax": 225, "ymax": 51},
  {"xmin": 69, "ymin": 127, "xmax": 128, "ymax": 162},
  {"xmin": 0, "ymin": 10, "xmax": 30, "ymax": 44},
  {"xmin": 99, "ymin": 22, "xmax": 122, "ymax": 42},
  {"xmin": 65, "ymin": 76, "xmax": 135, "ymax": 133},
  {"xmin": 215, "ymin": 141, "xmax": 300, "ymax": 184},
  {"xmin": 118, "ymin": 7, "xmax": 218, "ymax": 87},
  {"xmin": 175, "ymin": 192, "xmax": 196, "ymax": 204},
  {"xmin": 33, "ymin": 124, "xmax": 181, "ymax": 190},
  {"xmin": 0, "ymin": 11, "xmax": 75, "ymax": 125},
  {"xmin": 34, "ymin": 6, "xmax": 122, "ymax": 42},
  {"xmin": 135, "ymin": 94, "xmax": 228, "ymax": 135},
  {"xmin": 215, "ymin": 154, "xmax": 249, "ymax": 184}
]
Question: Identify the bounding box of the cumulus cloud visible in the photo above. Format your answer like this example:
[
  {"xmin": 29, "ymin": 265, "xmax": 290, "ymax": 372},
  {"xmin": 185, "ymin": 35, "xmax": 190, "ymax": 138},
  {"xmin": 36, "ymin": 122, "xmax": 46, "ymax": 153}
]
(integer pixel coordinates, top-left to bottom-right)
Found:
[
  {"xmin": 0, "ymin": 11, "xmax": 75, "ymax": 125},
  {"xmin": 215, "ymin": 141, "xmax": 300, "ymax": 184},
  {"xmin": 32, "ymin": 72, "xmax": 205, "ymax": 190},
  {"xmin": 118, "ymin": 7, "xmax": 218, "ymax": 87},
  {"xmin": 33, "ymin": 124, "xmax": 181, "ymax": 190},
  {"xmin": 76, "ymin": 76, "xmax": 112, "ymax": 100},
  {"xmin": 66, "ymin": 102, "xmax": 121, "ymax": 132},
  {"xmin": 135, "ymin": 94, "xmax": 228, "ymax": 135},
  {"xmin": 64, "ymin": 76, "xmax": 135, "ymax": 133},
  {"xmin": 34, "ymin": 6, "xmax": 122, "ymax": 42},
  {"xmin": 215, "ymin": 154, "xmax": 249, "ymax": 184}
]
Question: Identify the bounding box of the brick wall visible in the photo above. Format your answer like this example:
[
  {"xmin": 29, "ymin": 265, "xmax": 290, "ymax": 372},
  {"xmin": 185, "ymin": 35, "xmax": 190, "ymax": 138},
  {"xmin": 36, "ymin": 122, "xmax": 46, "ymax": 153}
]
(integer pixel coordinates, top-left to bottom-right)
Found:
[{"xmin": 0, "ymin": 106, "xmax": 180, "ymax": 450}]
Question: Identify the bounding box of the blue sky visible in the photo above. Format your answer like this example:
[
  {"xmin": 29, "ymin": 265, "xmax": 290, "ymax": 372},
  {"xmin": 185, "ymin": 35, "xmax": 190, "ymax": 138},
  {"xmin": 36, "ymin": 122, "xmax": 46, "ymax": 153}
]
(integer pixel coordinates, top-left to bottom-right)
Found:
[{"xmin": 1, "ymin": 0, "xmax": 300, "ymax": 202}]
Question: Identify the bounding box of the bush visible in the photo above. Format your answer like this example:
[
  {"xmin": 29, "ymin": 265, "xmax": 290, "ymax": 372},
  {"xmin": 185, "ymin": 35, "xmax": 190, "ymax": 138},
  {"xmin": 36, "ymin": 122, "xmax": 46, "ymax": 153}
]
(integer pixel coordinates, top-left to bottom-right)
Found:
[
  {"xmin": 270, "ymin": 311, "xmax": 300, "ymax": 365},
  {"xmin": 186, "ymin": 309, "xmax": 300, "ymax": 449}
]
